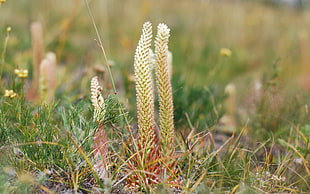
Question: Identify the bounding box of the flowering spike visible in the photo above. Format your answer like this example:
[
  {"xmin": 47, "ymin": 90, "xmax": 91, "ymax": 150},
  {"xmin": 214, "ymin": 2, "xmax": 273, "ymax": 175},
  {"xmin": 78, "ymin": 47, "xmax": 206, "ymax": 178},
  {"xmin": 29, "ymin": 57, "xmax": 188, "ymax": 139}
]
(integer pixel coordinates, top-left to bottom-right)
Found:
[
  {"xmin": 31, "ymin": 22, "xmax": 44, "ymax": 95},
  {"xmin": 155, "ymin": 23, "xmax": 175, "ymax": 155},
  {"xmin": 134, "ymin": 21, "xmax": 157, "ymax": 148},
  {"xmin": 39, "ymin": 52, "xmax": 56, "ymax": 102},
  {"xmin": 125, "ymin": 21, "xmax": 163, "ymax": 189},
  {"xmin": 90, "ymin": 76, "xmax": 105, "ymax": 122},
  {"xmin": 90, "ymin": 76, "xmax": 109, "ymax": 179}
]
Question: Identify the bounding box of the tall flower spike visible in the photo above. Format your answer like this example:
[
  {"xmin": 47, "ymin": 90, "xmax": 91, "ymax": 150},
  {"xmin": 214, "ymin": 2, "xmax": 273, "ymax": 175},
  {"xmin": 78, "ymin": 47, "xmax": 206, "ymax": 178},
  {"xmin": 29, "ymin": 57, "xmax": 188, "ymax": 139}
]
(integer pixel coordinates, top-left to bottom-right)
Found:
[
  {"xmin": 134, "ymin": 21, "xmax": 157, "ymax": 149},
  {"xmin": 90, "ymin": 76, "xmax": 105, "ymax": 122},
  {"xmin": 126, "ymin": 22, "xmax": 162, "ymax": 188},
  {"xmin": 155, "ymin": 23, "xmax": 175, "ymax": 156}
]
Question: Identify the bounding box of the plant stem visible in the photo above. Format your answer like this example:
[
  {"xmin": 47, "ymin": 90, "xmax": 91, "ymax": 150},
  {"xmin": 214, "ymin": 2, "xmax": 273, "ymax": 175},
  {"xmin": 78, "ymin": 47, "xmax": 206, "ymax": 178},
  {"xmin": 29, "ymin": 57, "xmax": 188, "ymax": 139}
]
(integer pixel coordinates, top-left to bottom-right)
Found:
[{"xmin": 1, "ymin": 28, "xmax": 10, "ymax": 81}]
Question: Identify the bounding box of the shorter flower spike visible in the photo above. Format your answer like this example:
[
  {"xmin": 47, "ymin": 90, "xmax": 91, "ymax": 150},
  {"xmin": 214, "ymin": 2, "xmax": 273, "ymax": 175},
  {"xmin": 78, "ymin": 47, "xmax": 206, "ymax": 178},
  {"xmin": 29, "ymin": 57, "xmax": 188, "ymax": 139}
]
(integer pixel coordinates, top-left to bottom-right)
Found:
[
  {"xmin": 90, "ymin": 76, "xmax": 105, "ymax": 122},
  {"xmin": 90, "ymin": 76, "xmax": 109, "ymax": 179}
]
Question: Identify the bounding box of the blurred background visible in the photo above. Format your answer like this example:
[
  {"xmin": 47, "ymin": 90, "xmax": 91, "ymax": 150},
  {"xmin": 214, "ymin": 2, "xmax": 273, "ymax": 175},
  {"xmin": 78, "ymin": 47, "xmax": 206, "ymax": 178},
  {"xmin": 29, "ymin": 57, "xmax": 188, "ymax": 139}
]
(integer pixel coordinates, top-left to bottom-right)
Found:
[{"xmin": 1, "ymin": 0, "xmax": 310, "ymax": 138}]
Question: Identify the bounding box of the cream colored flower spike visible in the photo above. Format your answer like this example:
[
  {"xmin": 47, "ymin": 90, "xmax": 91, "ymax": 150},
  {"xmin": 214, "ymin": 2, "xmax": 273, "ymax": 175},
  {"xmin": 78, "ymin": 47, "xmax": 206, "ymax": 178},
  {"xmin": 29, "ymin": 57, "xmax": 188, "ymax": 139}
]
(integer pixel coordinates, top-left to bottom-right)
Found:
[
  {"xmin": 155, "ymin": 23, "xmax": 175, "ymax": 155},
  {"xmin": 90, "ymin": 76, "xmax": 105, "ymax": 122},
  {"xmin": 134, "ymin": 21, "xmax": 156, "ymax": 143}
]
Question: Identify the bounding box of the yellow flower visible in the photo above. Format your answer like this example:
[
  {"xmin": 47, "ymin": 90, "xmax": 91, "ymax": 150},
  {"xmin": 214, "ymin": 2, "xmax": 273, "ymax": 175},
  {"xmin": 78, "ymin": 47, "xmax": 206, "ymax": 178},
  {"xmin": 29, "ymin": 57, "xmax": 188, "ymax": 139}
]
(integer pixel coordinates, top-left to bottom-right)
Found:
[
  {"xmin": 4, "ymin": 90, "xmax": 17, "ymax": 98},
  {"xmin": 6, "ymin": 26, "xmax": 11, "ymax": 32},
  {"xmin": 220, "ymin": 48, "xmax": 232, "ymax": 57},
  {"xmin": 14, "ymin": 69, "xmax": 28, "ymax": 78},
  {"xmin": 0, "ymin": 0, "xmax": 6, "ymax": 5}
]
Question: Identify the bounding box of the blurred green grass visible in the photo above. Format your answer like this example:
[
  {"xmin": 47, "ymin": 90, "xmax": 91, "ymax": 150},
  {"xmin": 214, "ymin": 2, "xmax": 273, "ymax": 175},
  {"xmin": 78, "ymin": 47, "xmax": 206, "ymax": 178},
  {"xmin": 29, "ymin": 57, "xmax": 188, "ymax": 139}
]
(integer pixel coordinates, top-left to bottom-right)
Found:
[{"xmin": 1, "ymin": 0, "xmax": 310, "ymax": 87}]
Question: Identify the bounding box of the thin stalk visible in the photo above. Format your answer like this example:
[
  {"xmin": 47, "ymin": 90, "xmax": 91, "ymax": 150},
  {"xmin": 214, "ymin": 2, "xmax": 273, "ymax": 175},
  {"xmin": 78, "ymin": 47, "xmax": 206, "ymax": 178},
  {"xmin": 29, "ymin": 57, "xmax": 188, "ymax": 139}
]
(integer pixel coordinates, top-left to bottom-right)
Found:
[
  {"xmin": 84, "ymin": 0, "xmax": 116, "ymax": 93},
  {"xmin": 84, "ymin": 2, "xmax": 139, "ymax": 171},
  {"xmin": 1, "ymin": 27, "xmax": 10, "ymax": 81},
  {"xmin": 84, "ymin": 0, "xmax": 132, "ymax": 133}
]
